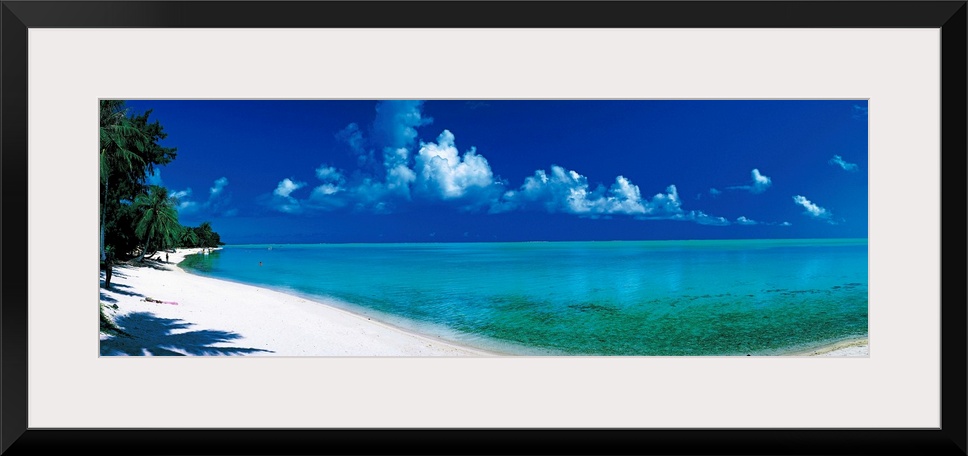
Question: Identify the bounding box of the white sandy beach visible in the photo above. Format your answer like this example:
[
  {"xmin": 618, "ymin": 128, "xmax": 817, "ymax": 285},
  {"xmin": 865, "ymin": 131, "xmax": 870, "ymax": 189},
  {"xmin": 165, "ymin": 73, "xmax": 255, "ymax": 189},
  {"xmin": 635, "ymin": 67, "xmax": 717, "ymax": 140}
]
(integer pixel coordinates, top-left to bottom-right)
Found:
[
  {"xmin": 99, "ymin": 248, "xmax": 869, "ymax": 357},
  {"xmin": 99, "ymin": 248, "xmax": 495, "ymax": 356},
  {"xmin": 789, "ymin": 337, "xmax": 870, "ymax": 357}
]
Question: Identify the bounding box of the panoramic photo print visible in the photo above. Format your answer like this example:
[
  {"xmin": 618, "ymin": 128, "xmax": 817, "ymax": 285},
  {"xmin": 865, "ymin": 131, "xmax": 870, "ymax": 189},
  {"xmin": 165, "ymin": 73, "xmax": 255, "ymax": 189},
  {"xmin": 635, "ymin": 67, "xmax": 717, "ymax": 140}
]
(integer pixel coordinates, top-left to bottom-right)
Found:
[{"xmin": 99, "ymin": 100, "xmax": 869, "ymax": 356}]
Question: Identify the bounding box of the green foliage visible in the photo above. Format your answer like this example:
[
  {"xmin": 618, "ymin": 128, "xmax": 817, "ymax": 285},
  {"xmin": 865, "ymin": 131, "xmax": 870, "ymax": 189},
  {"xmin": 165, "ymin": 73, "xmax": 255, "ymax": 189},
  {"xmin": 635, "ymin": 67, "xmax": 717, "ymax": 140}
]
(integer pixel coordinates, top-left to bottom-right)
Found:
[
  {"xmin": 100, "ymin": 100, "xmax": 178, "ymax": 262},
  {"xmin": 99, "ymin": 100, "xmax": 177, "ymax": 202},
  {"xmin": 176, "ymin": 221, "xmax": 225, "ymax": 248},
  {"xmin": 100, "ymin": 100, "xmax": 147, "ymax": 186},
  {"xmin": 178, "ymin": 225, "xmax": 199, "ymax": 248},
  {"xmin": 99, "ymin": 302, "xmax": 129, "ymax": 337},
  {"xmin": 134, "ymin": 186, "xmax": 181, "ymax": 258},
  {"xmin": 99, "ymin": 100, "xmax": 226, "ymax": 268},
  {"xmin": 104, "ymin": 202, "xmax": 141, "ymax": 260}
]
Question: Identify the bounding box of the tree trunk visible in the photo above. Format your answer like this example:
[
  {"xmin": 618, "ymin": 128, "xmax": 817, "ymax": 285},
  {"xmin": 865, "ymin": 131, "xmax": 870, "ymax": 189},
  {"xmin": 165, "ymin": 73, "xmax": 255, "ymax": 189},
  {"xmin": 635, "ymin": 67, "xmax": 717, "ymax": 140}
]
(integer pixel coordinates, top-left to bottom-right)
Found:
[
  {"xmin": 100, "ymin": 177, "xmax": 109, "ymax": 262},
  {"xmin": 136, "ymin": 240, "xmax": 149, "ymax": 263},
  {"xmin": 100, "ymin": 175, "xmax": 113, "ymax": 288}
]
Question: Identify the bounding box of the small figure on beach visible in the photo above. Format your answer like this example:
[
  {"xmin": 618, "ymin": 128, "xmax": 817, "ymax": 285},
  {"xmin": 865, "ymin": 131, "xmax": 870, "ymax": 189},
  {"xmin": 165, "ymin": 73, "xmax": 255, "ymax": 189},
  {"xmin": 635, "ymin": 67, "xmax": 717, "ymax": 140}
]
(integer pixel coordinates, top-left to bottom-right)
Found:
[{"xmin": 166, "ymin": 253, "xmax": 169, "ymax": 263}]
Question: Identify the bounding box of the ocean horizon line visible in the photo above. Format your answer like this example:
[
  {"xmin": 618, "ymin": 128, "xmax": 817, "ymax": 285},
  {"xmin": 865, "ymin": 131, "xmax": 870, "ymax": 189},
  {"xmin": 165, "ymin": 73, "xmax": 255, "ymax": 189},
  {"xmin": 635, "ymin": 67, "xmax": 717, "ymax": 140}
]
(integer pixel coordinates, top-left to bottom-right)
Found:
[{"xmin": 222, "ymin": 237, "xmax": 869, "ymax": 248}]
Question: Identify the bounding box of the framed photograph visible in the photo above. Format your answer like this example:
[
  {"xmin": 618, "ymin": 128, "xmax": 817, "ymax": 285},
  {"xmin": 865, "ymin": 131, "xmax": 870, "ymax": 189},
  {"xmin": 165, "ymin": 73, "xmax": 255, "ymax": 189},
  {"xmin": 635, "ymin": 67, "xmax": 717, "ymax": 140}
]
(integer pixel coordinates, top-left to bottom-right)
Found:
[
  {"xmin": 2, "ymin": 1, "xmax": 965, "ymax": 455},
  {"xmin": 97, "ymin": 98, "xmax": 873, "ymax": 359}
]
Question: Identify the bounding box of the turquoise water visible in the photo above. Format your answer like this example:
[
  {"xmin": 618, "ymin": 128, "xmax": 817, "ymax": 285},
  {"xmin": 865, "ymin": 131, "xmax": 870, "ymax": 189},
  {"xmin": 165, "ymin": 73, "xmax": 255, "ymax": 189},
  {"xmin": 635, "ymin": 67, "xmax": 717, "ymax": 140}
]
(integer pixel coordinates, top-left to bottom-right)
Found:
[{"xmin": 180, "ymin": 239, "xmax": 868, "ymax": 356}]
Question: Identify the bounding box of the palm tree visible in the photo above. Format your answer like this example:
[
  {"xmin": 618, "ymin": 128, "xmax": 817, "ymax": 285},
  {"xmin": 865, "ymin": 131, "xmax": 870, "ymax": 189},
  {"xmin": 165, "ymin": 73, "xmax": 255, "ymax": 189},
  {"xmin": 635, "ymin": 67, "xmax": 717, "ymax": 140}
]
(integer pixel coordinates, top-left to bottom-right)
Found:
[
  {"xmin": 100, "ymin": 101, "xmax": 148, "ymax": 263},
  {"xmin": 178, "ymin": 224, "xmax": 199, "ymax": 248},
  {"xmin": 195, "ymin": 221, "xmax": 216, "ymax": 251},
  {"xmin": 133, "ymin": 186, "xmax": 181, "ymax": 262}
]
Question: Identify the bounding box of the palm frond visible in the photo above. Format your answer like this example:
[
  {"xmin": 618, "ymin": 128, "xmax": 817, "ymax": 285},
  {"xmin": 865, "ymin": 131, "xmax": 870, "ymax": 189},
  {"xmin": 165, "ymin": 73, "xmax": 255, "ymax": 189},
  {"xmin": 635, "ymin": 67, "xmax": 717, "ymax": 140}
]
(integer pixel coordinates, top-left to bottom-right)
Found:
[{"xmin": 133, "ymin": 186, "xmax": 182, "ymax": 251}]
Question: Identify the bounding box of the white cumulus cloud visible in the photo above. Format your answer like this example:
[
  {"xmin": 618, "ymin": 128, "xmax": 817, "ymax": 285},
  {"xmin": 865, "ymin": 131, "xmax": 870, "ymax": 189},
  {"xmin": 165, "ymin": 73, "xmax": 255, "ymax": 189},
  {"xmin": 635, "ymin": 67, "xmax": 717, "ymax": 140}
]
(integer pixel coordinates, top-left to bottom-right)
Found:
[
  {"xmin": 498, "ymin": 166, "xmax": 715, "ymax": 223},
  {"xmin": 336, "ymin": 122, "xmax": 371, "ymax": 168},
  {"xmin": 170, "ymin": 188, "xmax": 192, "ymax": 201},
  {"xmin": 373, "ymin": 100, "xmax": 433, "ymax": 150},
  {"xmin": 210, "ymin": 177, "xmax": 229, "ymax": 196},
  {"xmin": 829, "ymin": 155, "xmax": 859, "ymax": 172},
  {"xmin": 326, "ymin": 101, "xmax": 442, "ymax": 210},
  {"xmin": 661, "ymin": 210, "xmax": 730, "ymax": 226},
  {"xmin": 383, "ymin": 148, "xmax": 417, "ymax": 195},
  {"xmin": 307, "ymin": 165, "xmax": 350, "ymax": 209},
  {"xmin": 499, "ymin": 166, "xmax": 648, "ymax": 215},
  {"xmin": 206, "ymin": 177, "xmax": 234, "ymax": 215},
  {"xmin": 169, "ymin": 177, "xmax": 234, "ymax": 216},
  {"xmin": 414, "ymin": 130, "xmax": 497, "ymax": 200},
  {"xmin": 267, "ymin": 101, "xmax": 749, "ymax": 228},
  {"xmin": 793, "ymin": 195, "xmax": 835, "ymax": 223},
  {"xmin": 274, "ymin": 178, "xmax": 305, "ymax": 198},
  {"xmin": 315, "ymin": 165, "xmax": 343, "ymax": 182},
  {"xmin": 751, "ymin": 169, "xmax": 772, "ymax": 193},
  {"xmin": 169, "ymin": 188, "xmax": 197, "ymax": 212},
  {"xmin": 270, "ymin": 178, "xmax": 306, "ymax": 213},
  {"xmin": 728, "ymin": 168, "xmax": 772, "ymax": 194},
  {"xmin": 736, "ymin": 216, "xmax": 757, "ymax": 225}
]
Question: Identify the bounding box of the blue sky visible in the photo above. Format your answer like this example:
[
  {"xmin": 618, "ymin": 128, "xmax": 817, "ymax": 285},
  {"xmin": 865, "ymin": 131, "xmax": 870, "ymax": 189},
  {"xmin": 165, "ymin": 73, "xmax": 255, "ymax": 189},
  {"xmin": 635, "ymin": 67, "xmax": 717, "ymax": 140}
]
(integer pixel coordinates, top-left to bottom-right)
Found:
[{"xmin": 123, "ymin": 100, "xmax": 868, "ymax": 244}]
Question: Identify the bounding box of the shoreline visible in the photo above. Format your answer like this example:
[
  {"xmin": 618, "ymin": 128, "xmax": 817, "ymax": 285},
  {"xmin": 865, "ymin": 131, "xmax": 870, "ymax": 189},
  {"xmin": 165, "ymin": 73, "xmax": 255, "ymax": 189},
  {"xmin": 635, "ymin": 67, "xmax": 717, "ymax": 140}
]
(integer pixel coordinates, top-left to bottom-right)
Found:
[
  {"xmin": 100, "ymin": 248, "xmax": 868, "ymax": 357},
  {"xmin": 174, "ymin": 249, "xmax": 517, "ymax": 356},
  {"xmin": 784, "ymin": 336, "xmax": 870, "ymax": 357},
  {"xmin": 100, "ymin": 248, "xmax": 497, "ymax": 356}
]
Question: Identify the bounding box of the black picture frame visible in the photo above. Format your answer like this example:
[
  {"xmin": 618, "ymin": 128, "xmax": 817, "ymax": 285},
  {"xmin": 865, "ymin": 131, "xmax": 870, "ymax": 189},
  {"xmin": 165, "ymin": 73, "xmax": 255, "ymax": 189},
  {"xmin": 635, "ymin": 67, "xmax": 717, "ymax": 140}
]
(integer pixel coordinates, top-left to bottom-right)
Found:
[{"xmin": 2, "ymin": 1, "xmax": 965, "ymax": 455}]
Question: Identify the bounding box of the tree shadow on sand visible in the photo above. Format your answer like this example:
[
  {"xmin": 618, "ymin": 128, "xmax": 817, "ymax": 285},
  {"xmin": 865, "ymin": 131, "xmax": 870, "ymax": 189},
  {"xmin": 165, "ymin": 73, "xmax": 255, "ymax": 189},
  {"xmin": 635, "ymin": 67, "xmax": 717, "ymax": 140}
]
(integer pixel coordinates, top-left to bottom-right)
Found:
[
  {"xmin": 134, "ymin": 258, "xmax": 173, "ymax": 271},
  {"xmin": 100, "ymin": 282, "xmax": 144, "ymax": 298},
  {"xmin": 100, "ymin": 267, "xmax": 130, "ymax": 279},
  {"xmin": 100, "ymin": 312, "xmax": 273, "ymax": 356}
]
